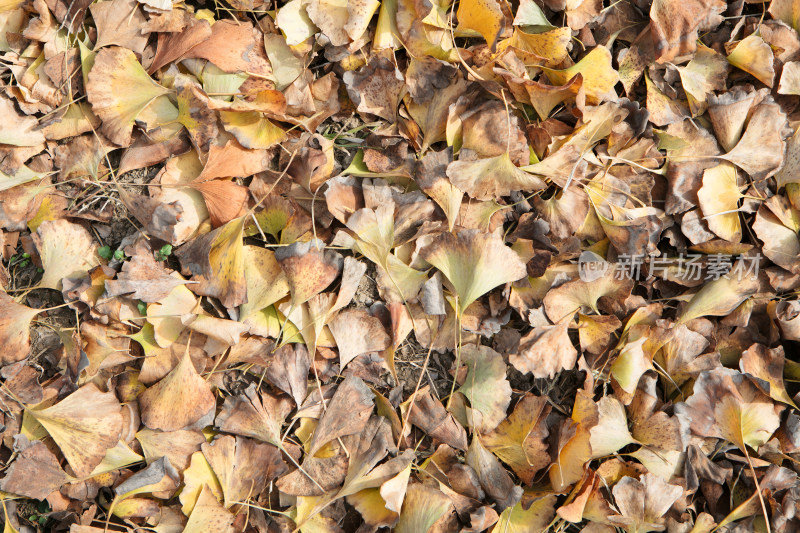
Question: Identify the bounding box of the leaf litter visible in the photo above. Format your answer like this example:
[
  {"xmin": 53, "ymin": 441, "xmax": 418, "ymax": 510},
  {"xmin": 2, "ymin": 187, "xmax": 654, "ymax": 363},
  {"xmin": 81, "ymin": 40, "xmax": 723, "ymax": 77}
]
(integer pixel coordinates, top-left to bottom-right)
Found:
[{"xmin": 3, "ymin": 0, "xmax": 800, "ymax": 532}]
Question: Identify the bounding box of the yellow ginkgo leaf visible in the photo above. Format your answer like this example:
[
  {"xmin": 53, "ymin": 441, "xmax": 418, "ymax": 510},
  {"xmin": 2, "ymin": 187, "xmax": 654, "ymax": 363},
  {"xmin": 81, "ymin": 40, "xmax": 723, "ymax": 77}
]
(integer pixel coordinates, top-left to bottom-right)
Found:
[
  {"xmin": 174, "ymin": 216, "xmax": 247, "ymax": 309},
  {"xmin": 697, "ymin": 162, "xmax": 742, "ymax": 243},
  {"xmin": 405, "ymin": 74, "xmax": 469, "ymax": 152},
  {"xmin": 492, "ymin": 495, "xmax": 557, "ymax": 533},
  {"xmin": 543, "ymin": 46, "xmax": 619, "ymax": 104},
  {"xmin": 0, "ymin": 165, "xmax": 46, "ymax": 193},
  {"xmin": 482, "ymin": 393, "xmax": 550, "ymax": 485},
  {"xmin": 275, "ymin": 0, "xmax": 318, "ymax": 46},
  {"xmin": 502, "ymin": 26, "xmax": 571, "ymax": 67},
  {"xmin": 380, "ymin": 462, "xmax": 412, "ymax": 513},
  {"xmin": 2, "ymin": 499, "xmax": 20, "ymax": 533},
  {"xmin": 726, "ymin": 34, "xmax": 775, "ymax": 88},
  {"xmin": 457, "ymin": 0, "xmax": 505, "ymax": 51},
  {"xmin": 344, "ymin": 204, "xmax": 395, "ymax": 266},
  {"xmin": 248, "ymin": 196, "xmax": 296, "ymax": 241},
  {"xmin": 40, "ymin": 101, "xmax": 100, "ymax": 141},
  {"xmin": 147, "ymin": 280, "xmax": 197, "ymax": 348},
  {"xmin": 347, "ymin": 489, "xmax": 399, "ymax": 529},
  {"xmin": 549, "ymin": 419, "xmax": 592, "ymax": 492},
  {"xmin": 180, "ymin": 451, "xmax": 223, "ymax": 516},
  {"xmin": 629, "ymin": 448, "xmax": 684, "ymax": 481},
  {"xmin": 32, "ymin": 219, "xmax": 101, "ymax": 290},
  {"xmin": 184, "ymin": 484, "xmax": 235, "ymax": 533},
  {"xmin": 344, "ymin": 0, "xmax": 381, "ymax": 42},
  {"xmin": 446, "ymin": 152, "xmax": 546, "ymax": 201},
  {"xmin": 219, "ymin": 111, "xmax": 287, "ymax": 150},
  {"xmin": 374, "ymin": 0, "xmax": 401, "ymax": 49},
  {"xmin": 376, "ymin": 254, "xmax": 428, "ymax": 304},
  {"xmin": 676, "ymin": 368, "xmax": 783, "ymax": 452},
  {"xmin": 293, "ymin": 495, "xmax": 348, "ymax": 532},
  {"xmin": 109, "ymin": 497, "xmax": 160, "ymax": 519},
  {"xmin": 309, "ymin": 420, "xmax": 414, "ymax": 523},
  {"xmin": 523, "ymin": 102, "xmax": 628, "ymax": 188},
  {"xmin": 239, "ymin": 246, "xmax": 289, "ymax": 319},
  {"xmin": 678, "ymin": 269, "xmax": 760, "ymax": 323},
  {"xmin": 89, "ymin": 440, "xmax": 144, "ymax": 478},
  {"xmin": 706, "ymin": 88, "xmax": 758, "ymax": 153},
  {"xmin": 135, "ymin": 93, "xmax": 180, "ymax": 132},
  {"xmin": 148, "ymin": 151, "xmax": 209, "ymax": 245},
  {"xmin": 589, "ymin": 396, "xmax": 636, "ymax": 458},
  {"xmin": 421, "ymin": 229, "xmax": 527, "ymax": 314},
  {"xmin": 303, "ymin": 0, "xmax": 349, "ymax": 46},
  {"xmin": 263, "ymin": 33, "xmax": 305, "ymax": 90},
  {"xmin": 183, "ymin": 313, "xmax": 247, "ymax": 345},
  {"xmin": 0, "ymin": 0, "xmax": 24, "ymax": 14},
  {"xmin": 395, "ymin": 483, "xmax": 453, "ymax": 533},
  {"xmin": 513, "ymin": 0, "xmax": 552, "ymax": 28},
  {"xmin": 455, "ymin": 345, "xmax": 512, "ymax": 433},
  {"xmin": 610, "ymin": 336, "xmax": 653, "ymax": 396},
  {"xmin": 242, "ymin": 305, "xmax": 294, "ymax": 339},
  {"xmin": 578, "ymin": 313, "xmax": 621, "ymax": 356},
  {"xmin": 678, "ymin": 44, "xmax": 729, "ymax": 116},
  {"xmin": 85, "ymin": 46, "xmax": 169, "ymax": 146},
  {"xmin": 28, "ymin": 384, "xmax": 123, "ymax": 477}
]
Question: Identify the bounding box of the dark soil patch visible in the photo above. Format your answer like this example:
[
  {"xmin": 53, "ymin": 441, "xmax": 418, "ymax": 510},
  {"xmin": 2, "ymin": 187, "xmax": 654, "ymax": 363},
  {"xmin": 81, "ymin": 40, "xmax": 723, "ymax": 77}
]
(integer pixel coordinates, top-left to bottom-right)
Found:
[
  {"xmin": 351, "ymin": 260, "xmax": 379, "ymax": 308},
  {"xmin": 97, "ymin": 166, "xmax": 157, "ymax": 250},
  {"xmin": 395, "ymin": 334, "xmax": 453, "ymax": 399}
]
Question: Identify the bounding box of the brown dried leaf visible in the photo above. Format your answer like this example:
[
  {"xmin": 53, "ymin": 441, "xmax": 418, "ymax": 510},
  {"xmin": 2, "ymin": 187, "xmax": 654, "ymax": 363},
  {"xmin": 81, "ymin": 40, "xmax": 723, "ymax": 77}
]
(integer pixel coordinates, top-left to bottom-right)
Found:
[
  {"xmin": 216, "ymin": 384, "xmax": 293, "ymax": 448},
  {"xmin": 403, "ymin": 386, "xmax": 468, "ymax": 451},
  {"xmin": 650, "ymin": 0, "xmax": 725, "ymax": 63},
  {"xmin": 329, "ymin": 309, "xmax": 391, "ymax": 370},
  {"xmin": 0, "ymin": 438, "xmax": 69, "ymax": 499},
  {"xmin": 138, "ymin": 351, "xmax": 216, "ymax": 431},
  {"xmin": 509, "ymin": 321, "xmax": 578, "ymax": 379},
  {"xmin": 676, "ymin": 368, "xmax": 783, "ymax": 452},
  {"xmin": 308, "ymin": 375, "xmax": 374, "ymax": 457}
]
